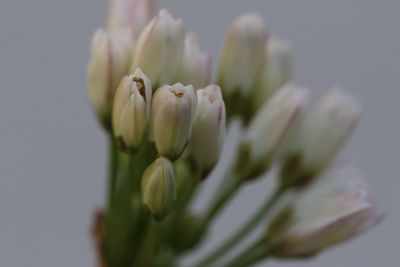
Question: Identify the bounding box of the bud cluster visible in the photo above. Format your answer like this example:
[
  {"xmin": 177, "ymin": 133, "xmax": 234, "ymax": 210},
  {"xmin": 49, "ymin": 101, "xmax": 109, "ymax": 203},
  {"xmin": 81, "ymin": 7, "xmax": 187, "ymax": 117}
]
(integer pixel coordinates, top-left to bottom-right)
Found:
[{"xmin": 86, "ymin": 1, "xmax": 382, "ymax": 266}]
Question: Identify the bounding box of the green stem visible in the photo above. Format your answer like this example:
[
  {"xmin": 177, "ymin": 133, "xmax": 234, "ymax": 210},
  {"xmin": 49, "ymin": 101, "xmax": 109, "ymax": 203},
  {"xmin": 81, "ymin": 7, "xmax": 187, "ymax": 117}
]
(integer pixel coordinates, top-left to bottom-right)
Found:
[
  {"xmin": 204, "ymin": 175, "xmax": 242, "ymax": 225},
  {"xmin": 219, "ymin": 238, "xmax": 270, "ymax": 267},
  {"xmin": 193, "ymin": 185, "xmax": 285, "ymax": 267},
  {"xmin": 107, "ymin": 136, "xmax": 119, "ymax": 210}
]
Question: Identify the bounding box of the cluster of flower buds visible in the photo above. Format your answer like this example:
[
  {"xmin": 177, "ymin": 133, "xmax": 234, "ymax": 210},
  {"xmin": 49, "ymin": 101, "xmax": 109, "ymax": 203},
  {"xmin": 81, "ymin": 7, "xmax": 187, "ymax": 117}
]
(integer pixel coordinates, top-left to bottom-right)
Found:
[
  {"xmin": 267, "ymin": 165, "xmax": 382, "ymax": 258},
  {"xmin": 130, "ymin": 76, "xmax": 225, "ymax": 219},
  {"xmin": 88, "ymin": 2, "xmax": 382, "ymax": 264},
  {"xmin": 87, "ymin": 2, "xmax": 225, "ymax": 220}
]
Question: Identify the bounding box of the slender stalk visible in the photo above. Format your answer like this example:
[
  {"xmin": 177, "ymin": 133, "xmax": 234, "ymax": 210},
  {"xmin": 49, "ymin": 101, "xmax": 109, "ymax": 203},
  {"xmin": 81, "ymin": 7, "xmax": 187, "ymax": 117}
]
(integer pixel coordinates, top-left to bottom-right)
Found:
[
  {"xmin": 219, "ymin": 238, "xmax": 270, "ymax": 267},
  {"xmin": 107, "ymin": 136, "xmax": 119, "ymax": 210},
  {"xmin": 193, "ymin": 185, "xmax": 285, "ymax": 267},
  {"xmin": 204, "ymin": 174, "xmax": 242, "ymax": 225}
]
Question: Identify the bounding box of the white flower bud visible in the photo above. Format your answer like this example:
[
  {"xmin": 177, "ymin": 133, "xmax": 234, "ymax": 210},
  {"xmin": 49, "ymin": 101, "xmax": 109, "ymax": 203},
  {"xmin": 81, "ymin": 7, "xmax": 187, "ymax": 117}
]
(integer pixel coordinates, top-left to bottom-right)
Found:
[
  {"xmin": 297, "ymin": 89, "xmax": 361, "ymax": 174},
  {"xmin": 87, "ymin": 29, "xmax": 133, "ymax": 129},
  {"xmin": 132, "ymin": 9, "xmax": 185, "ymax": 87},
  {"xmin": 176, "ymin": 33, "xmax": 211, "ymax": 89},
  {"xmin": 151, "ymin": 83, "xmax": 197, "ymax": 160},
  {"xmin": 142, "ymin": 157, "xmax": 176, "ymax": 220},
  {"xmin": 190, "ymin": 85, "xmax": 226, "ymax": 176},
  {"xmin": 218, "ymin": 13, "xmax": 268, "ymax": 97},
  {"xmin": 107, "ymin": 0, "xmax": 156, "ymax": 39},
  {"xmin": 239, "ymin": 84, "xmax": 309, "ymax": 179},
  {"xmin": 254, "ymin": 37, "xmax": 293, "ymax": 110},
  {"xmin": 269, "ymin": 165, "xmax": 382, "ymax": 258},
  {"xmin": 112, "ymin": 68, "xmax": 152, "ymax": 152}
]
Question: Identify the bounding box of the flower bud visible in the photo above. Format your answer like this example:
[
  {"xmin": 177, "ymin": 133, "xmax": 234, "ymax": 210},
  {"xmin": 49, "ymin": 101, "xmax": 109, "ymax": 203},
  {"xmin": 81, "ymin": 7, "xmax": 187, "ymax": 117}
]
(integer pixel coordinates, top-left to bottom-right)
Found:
[
  {"xmin": 87, "ymin": 29, "xmax": 133, "ymax": 130},
  {"xmin": 151, "ymin": 83, "xmax": 197, "ymax": 160},
  {"xmin": 176, "ymin": 33, "xmax": 211, "ymax": 89},
  {"xmin": 268, "ymin": 165, "xmax": 382, "ymax": 258},
  {"xmin": 141, "ymin": 157, "xmax": 176, "ymax": 220},
  {"xmin": 284, "ymin": 89, "xmax": 361, "ymax": 183},
  {"xmin": 218, "ymin": 13, "xmax": 267, "ymax": 111},
  {"xmin": 190, "ymin": 85, "xmax": 226, "ymax": 177},
  {"xmin": 131, "ymin": 9, "xmax": 185, "ymax": 87},
  {"xmin": 254, "ymin": 37, "xmax": 293, "ymax": 111},
  {"xmin": 238, "ymin": 84, "xmax": 309, "ymax": 179},
  {"xmin": 112, "ymin": 68, "xmax": 152, "ymax": 152},
  {"xmin": 107, "ymin": 0, "xmax": 156, "ymax": 39}
]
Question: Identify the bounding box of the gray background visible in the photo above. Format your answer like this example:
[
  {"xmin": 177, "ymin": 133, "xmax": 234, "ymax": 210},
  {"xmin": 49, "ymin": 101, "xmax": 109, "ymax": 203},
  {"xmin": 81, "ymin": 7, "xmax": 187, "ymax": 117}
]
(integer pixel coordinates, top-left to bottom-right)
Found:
[{"xmin": 0, "ymin": 0, "xmax": 398, "ymax": 266}]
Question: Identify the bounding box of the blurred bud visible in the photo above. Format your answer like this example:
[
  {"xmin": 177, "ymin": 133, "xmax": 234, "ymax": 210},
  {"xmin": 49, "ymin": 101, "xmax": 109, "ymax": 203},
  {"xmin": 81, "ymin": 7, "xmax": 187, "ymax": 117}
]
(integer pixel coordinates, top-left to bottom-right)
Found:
[
  {"xmin": 151, "ymin": 83, "xmax": 197, "ymax": 160},
  {"xmin": 254, "ymin": 37, "xmax": 293, "ymax": 111},
  {"xmin": 218, "ymin": 13, "xmax": 267, "ymax": 97},
  {"xmin": 282, "ymin": 89, "xmax": 361, "ymax": 186},
  {"xmin": 176, "ymin": 33, "xmax": 211, "ymax": 89},
  {"xmin": 132, "ymin": 9, "xmax": 185, "ymax": 87},
  {"xmin": 112, "ymin": 68, "xmax": 152, "ymax": 152},
  {"xmin": 190, "ymin": 85, "xmax": 226, "ymax": 177},
  {"xmin": 107, "ymin": 0, "xmax": 156, "ymax": 39},
  {"xmin": 268, "ymin": 165, "xmax": 382, "ymax": 258},
  {"xmin": 141, "ymin": 157, "xmax": 176, "ymax": 220},
  {"xmin": 87, "ymin": 29, "xmax": 133, "ymax": 130},
  {"xmin": 238, "ymin": 85, "xmax": 309, "ymax": 180}
]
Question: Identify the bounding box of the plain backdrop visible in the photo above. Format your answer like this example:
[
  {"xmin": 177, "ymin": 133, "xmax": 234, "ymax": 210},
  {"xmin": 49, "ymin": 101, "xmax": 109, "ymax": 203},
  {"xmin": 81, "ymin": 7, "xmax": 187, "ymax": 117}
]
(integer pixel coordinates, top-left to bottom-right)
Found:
[{"xmin": 0, "ymin": 0, "xmax": 398, "ymax": 266}]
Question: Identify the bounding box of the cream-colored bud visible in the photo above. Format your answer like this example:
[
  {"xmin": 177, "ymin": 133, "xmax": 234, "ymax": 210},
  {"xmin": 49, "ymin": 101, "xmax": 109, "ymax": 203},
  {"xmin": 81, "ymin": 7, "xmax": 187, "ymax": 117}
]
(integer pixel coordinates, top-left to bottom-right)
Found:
[
  {"xmin": 112, "ymin": 68, "xmax": 152, "ymax": 152},
  {"xmin": 87, "ymin": 29, "xmax": 133, "ymax": 129},
  {"xmin": 141, "ymin": 157, "xmax": 176, "ymax": 220},
  {"xmin": 151, "ymin": 83, "xmax": 197, "ymax": 160},
  {"xmin": 176, "ymin": 33, "xmax": 211, "ymax": 89},
  {"xmin": 107, "ymin": 0, "xmax": 156, "ymax": 39},
  {"xmin": 254, "ymin": 37, "xmax": 293, "ymax": 110},
  {"xmin": 239, "ymin": 84, "xmax": 309, "ymax": 179},
  {"xmin": 218, "ymin": 13, "xmax": 268, "ymax": 97},
  {"xmin": 297, "ymin": 89, "xmax": 361, "ymax": 174},
  {"xmin": 268, "ymin": 165, "xmax": 382, "ymax": 258},
  {"xmin": 132, "ymin": 9, "xmax": 185, "ymax": 87},
  {"xmin": 190, "ymin": 85, "xmax": 226, "ymax": 176}
]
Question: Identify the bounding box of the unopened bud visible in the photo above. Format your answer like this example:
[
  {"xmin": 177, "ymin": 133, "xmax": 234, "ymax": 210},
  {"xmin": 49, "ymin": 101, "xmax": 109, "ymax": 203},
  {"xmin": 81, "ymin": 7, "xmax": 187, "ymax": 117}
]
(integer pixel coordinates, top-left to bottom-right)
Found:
[
  {"xmin": 132, "ymin": 9, "xmax": 185, "ymax": 87},
  {"xmin": 176, "ymin": 33, "xmax": 211, "ymax": 89},
  {"xmin": 218, "ymin": 13, "xmax": 267, "ymax": 120},
  {"xmin": 141, "ymin": 157, "xmax": 176, "ymax": 220},
  {"xmin": 268, "ymin": 165, "xmax": 382, "ymax": 258},
  {"xmin": 238, "ymin": 85, "xmax": 309, "ymax": 179},
  {"xmin": 151, "ymin": 83, "xmax": 197, "ymax": 160},
  {"xmin": 190, "ymin": 85, "xmax": 226, "ymax": 177},
  {"xmin": 254, "ymin": 37, "xmax": 293, "ymax": 111},
  {"xmin": 283, "ymin": 89, "xmax": 361, "ymax": 185},
  {"xmin": 87, "ymin": 29, "xmax": 133, "ymax": 130},
  {"xmin": 112, "ymin": 68, "xmax": 152, "ymax": 152},
  {"xmin": 107, "ymin": 0, "xmax": 156, "ymax": 39}
]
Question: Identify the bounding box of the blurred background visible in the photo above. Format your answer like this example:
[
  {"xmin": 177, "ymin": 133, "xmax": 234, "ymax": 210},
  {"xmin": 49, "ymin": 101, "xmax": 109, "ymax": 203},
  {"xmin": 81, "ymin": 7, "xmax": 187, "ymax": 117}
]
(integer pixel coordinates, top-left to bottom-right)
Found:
[{"xmin": 0, "ymin": 0, "xmax": 398, "ymax": 266}]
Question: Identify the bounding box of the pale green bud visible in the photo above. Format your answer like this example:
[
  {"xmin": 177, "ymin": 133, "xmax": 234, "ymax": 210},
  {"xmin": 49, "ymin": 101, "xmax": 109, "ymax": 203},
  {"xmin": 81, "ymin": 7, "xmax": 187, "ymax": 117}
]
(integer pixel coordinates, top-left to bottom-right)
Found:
[
  {"xmin": 190, "ymin": 85, "xmax": 226, "ymax": 177},
  {"xmin": 268, "ymin": 165, "xmax": 382, "ymax": 258},
  {"xmin": 151, "ymin": 83, "xmax": 197, "ymax": 160},
  {"xmin": 112, "ymin": 68, "xmax": 152, "ymax": 152},
  {"xmin": 218, "ymin": 13, "xmax": 267, "ymax": 97},
  {"xmin": 131, "ymin": 9, "xmax": 185, "ymax": 87},
  {"xmin": 87, "ymin": 28, "xmax": 133, "ymax": 130},
  {"xmin": 238, "ymin": 84, "xmax": 309, "ymax": 179},
  {"xmin": 141, "ymin": 157, "xmax": 177, "ymax": 220},
  {"xmin": 176, "ymin": 33, "xmax": 211, "ymax": 89},
  {"xmin": 107, "ymin": 0, "xmax": 156, "ymax": 39}
]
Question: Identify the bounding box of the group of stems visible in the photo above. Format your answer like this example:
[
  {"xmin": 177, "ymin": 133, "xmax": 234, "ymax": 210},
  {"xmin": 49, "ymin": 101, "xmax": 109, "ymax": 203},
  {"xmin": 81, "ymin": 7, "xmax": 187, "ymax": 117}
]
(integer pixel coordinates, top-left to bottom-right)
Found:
[{"xmin": 104, "ymin": 134, "xmax": 287, "ymax": 267}]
